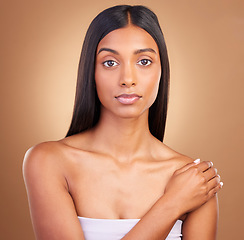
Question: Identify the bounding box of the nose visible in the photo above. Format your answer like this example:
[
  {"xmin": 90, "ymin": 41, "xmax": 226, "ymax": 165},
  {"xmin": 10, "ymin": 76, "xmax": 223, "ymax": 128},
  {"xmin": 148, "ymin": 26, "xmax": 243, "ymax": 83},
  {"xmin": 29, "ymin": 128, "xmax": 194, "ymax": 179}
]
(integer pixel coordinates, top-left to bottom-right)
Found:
[{"xmin": 119, "ymin": 63, "xmax": 136, "ymax": 87}]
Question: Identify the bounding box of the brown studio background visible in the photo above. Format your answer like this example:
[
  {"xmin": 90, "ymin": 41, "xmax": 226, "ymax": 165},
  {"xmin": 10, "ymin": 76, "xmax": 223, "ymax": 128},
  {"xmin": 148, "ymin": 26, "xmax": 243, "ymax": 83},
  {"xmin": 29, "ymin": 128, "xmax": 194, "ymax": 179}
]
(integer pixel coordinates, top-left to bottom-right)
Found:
[{"xmin": 1, "ymin": 0, "xmax": 243, "ymax": 239}]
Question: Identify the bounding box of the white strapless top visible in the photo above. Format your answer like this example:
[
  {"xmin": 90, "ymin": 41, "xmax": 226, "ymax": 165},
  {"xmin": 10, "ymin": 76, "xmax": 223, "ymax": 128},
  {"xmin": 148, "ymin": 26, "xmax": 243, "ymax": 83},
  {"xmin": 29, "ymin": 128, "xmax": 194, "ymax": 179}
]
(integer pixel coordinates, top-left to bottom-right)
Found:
[{"xmin": 78, "ymin": 216, "xmax": 182, "ymax": 240}]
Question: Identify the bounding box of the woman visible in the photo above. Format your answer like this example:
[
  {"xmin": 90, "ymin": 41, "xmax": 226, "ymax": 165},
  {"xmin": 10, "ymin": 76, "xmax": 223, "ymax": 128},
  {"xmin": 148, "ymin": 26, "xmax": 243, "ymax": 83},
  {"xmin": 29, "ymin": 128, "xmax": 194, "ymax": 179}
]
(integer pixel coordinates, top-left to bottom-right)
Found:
[{"xmin": 23, "ymin": 5, "xmax": 223, "ymax": 240}]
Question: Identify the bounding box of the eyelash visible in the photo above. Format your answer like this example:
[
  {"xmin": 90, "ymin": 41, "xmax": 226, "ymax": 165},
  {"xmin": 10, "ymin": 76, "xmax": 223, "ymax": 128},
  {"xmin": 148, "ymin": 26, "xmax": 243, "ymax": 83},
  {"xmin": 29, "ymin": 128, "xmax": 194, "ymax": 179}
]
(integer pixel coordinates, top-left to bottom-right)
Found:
[
  {"xmin": 103, "ymin": 60, "xmax": 119, "ymax": 68},
  {"xmin": 102, "ymin": 59, "xmax": 152, "ymax": 68},
  {"xmin": 137, "ymin": 59, "xmax": 152, "ymax": 66}
]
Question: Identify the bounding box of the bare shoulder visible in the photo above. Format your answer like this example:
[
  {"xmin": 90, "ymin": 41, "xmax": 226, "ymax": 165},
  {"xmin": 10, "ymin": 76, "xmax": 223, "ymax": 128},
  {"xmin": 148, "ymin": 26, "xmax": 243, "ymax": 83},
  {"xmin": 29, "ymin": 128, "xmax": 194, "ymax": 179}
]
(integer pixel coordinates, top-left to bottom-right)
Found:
[
  {"xmin": 22, "ymin": 141, "xmax": 69, "ymax": 183},
  {"xmin": 154, "ymin": 139, "xmax": 196, "ymax": 170},
  {"xmin": 24, "ymin": 141, "xmax": 60, "ymax": 158},
  {"xmin": 23, "ymin": 141, "xmax": 63, "ymax": 167},
  {"xmin": 22, "ymin": 140, "xmax": 85, "ymax": 239},
  {"xmin": 22, "ymin": 133, "xmax": 93, "ymax": 181}
]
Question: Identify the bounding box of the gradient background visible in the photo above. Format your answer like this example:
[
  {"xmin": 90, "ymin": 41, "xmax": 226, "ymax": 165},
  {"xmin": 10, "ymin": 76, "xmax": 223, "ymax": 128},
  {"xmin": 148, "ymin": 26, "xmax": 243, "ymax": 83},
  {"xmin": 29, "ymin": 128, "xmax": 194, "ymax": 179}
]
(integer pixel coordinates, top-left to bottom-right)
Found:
[{"xmin": 1, "ymin": 0, "xmax": 243, "ymax": 239}]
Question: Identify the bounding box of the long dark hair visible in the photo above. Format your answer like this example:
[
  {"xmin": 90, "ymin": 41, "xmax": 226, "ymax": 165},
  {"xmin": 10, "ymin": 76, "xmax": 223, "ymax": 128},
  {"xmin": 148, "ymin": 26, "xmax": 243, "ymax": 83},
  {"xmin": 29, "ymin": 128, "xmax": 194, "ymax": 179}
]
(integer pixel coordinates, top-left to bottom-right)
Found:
[{"xmin": 66, "ymin": 5, "xmax": 170, "ymax": 141}]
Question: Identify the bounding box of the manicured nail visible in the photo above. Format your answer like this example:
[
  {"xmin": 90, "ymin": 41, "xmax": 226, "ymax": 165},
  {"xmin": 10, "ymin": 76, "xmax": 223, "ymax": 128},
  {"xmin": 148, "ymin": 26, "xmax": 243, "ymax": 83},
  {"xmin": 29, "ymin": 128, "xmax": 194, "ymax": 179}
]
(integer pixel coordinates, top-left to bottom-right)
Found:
[
  {"xmin": 220, "ymin": 182, "xmax": 223, "ymax": 188},
  {"xmin": 194, "ymin": 158, "xmax": 200, "ymax": 164},
  {"xmin": 210, "ymin": 161, "xmax": 214, "ymax": 166}
]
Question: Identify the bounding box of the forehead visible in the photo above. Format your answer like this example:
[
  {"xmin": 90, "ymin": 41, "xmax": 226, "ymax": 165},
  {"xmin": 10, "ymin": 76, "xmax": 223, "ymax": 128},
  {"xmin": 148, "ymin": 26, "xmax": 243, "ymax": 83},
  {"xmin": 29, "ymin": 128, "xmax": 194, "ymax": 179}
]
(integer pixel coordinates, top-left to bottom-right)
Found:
[{"xmin": 97, "ymin": 25, "xmax": 159, "ymax": 53}]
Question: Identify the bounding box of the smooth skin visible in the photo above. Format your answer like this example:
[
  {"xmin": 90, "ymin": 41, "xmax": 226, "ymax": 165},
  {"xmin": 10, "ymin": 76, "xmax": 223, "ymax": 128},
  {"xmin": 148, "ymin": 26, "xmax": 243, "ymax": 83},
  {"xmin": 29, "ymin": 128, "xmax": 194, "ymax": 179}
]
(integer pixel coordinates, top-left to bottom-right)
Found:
[{"xmin": 23, "ymin": 25, "xmax": 222, "ymax": 240}]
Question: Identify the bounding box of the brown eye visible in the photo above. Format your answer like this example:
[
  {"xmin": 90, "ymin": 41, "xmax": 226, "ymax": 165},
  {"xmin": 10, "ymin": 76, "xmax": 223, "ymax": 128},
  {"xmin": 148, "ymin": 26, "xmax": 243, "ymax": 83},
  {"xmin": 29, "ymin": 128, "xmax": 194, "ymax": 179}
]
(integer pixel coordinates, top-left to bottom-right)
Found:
[
  {"xmin": 138, "ymin": 59, "xmax": 152, "ymax": 66},
  {"xmin": 103, "ymin": 60, "xmax": 118, "ymax": 68}
]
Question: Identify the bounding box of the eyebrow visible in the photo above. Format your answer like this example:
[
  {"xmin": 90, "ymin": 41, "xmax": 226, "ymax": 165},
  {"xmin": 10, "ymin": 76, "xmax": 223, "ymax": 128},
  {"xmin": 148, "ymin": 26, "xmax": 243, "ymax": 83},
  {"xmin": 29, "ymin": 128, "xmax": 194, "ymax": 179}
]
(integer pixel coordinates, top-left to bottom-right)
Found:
[
  {"xmin": 97, "ymin": 48, "xmax": 119, "ymax": 55},
  {"xmin": 134, "ymin": 48, "xmax": 156, "ymax": 54},
  {"xmin": 97, "ymin": 47, "xmax": 156, "ymax": 55}
]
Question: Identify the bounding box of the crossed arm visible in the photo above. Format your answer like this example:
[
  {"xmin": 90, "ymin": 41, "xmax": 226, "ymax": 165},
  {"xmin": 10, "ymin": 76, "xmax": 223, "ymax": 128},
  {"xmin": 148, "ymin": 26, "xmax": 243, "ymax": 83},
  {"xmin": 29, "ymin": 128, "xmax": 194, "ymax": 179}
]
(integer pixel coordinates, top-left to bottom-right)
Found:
[
  {"xmin": 23, "ymin": 144, "xmax": 221, "ymax": 240},
  {"xmin": 122, "ymin": 161, "xmax": 220, "ymax": 240}
]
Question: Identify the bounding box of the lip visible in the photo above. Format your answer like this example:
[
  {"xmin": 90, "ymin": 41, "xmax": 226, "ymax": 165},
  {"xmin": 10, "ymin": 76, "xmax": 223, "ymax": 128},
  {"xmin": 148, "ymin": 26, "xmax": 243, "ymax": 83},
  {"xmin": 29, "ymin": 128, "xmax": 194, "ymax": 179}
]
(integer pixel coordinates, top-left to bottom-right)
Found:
[{"xmin": 115, "ymin": 94, "xmax": 142, "ymax": 105}]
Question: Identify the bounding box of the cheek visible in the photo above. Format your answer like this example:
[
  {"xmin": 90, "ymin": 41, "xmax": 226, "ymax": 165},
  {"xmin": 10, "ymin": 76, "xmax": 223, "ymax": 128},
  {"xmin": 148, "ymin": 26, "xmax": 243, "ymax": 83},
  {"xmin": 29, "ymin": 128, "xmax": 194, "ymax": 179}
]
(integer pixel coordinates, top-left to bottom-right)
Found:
[
  {"xmin": 142, "ymin": 66, "xmax": 161, "ymax": 103},
  {"xmin": 95, "ymin": 67, "xmax": 117, "ymax": 103}
]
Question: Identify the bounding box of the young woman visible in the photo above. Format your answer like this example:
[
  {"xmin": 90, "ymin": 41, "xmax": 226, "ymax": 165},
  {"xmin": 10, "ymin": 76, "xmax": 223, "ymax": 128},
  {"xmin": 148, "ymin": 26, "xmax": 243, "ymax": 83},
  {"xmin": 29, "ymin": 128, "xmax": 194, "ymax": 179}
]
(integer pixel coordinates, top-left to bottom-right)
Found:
[{"xmin": 23, "ymin": 5, "xmax": 223, "ymax": 240}]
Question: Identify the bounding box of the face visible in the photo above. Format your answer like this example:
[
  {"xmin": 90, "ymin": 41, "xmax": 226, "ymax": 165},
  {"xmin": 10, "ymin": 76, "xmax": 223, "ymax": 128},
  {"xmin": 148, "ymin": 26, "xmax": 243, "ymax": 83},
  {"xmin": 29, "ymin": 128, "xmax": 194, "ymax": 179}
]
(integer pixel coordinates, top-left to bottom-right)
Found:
[{"xmin": 95, "ymin": 25, "xmax": 161, "ymax": 119}]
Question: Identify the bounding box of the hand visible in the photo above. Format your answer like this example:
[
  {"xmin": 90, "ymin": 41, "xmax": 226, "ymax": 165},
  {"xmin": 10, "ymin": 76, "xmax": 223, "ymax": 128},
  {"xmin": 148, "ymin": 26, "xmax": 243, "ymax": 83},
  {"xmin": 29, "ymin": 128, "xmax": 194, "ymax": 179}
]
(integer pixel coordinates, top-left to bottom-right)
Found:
[{"xmin": 164, "ymin": 160, "xmax": 222, "ymax": 215}]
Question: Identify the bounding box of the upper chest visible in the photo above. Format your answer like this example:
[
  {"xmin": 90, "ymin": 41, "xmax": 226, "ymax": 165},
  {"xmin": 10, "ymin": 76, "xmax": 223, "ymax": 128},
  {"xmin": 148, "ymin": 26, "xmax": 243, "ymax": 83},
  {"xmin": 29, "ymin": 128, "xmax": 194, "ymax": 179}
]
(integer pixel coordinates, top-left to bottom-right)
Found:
[{"xmin": 65, "ymin": 152, "xmax": 176, "ymax": 218}]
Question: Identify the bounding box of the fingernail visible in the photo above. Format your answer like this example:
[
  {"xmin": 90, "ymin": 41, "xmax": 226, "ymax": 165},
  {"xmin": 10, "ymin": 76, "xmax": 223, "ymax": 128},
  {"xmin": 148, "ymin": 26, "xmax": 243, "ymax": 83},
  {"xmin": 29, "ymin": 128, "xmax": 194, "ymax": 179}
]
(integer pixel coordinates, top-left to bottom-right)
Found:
[
  {"xmin": 210, "ymin": 161, "xmax": 214, "ymax": 166},
  {"xmin": 220, "ymin": 182, "xmax": 223, "ymax": 188},
  {"xmin": 194, "ymin": 158, "xmax": 200, "ymax": 164}
]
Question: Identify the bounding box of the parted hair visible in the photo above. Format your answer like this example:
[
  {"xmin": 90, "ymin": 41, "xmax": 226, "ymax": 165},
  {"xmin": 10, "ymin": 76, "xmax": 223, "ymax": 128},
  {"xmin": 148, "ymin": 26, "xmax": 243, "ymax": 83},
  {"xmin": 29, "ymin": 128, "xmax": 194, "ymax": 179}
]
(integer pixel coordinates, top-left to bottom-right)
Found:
[{"xmin": 66, "ymin": 5, "xmax": 170, "ymax": 141}]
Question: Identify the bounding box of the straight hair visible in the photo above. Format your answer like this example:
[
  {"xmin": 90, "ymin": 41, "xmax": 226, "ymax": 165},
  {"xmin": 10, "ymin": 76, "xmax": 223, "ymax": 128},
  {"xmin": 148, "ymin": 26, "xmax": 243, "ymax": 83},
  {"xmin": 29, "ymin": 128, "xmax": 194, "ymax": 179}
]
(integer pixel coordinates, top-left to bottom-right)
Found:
[{"xmin": 66, "ymin": 5, "xmax": 170, "ymax": 141}]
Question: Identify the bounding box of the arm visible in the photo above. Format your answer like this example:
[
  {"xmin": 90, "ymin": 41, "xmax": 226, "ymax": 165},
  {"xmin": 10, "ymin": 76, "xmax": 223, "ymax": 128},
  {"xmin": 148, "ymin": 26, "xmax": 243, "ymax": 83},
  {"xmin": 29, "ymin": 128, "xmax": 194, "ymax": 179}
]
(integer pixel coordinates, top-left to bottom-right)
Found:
[
  {"xmin": 122, "ymin": 193, "xmax": 182, "ymax": 240},
  {"xmin": 23, "ymin": 145, "xmax": 221, "ymax": 240},
  {"xmin": 182, "ymin": 195, "xmax": 219, "ymax": 240},
  {"xmin": 122, "ymin": 161, "xmax": 222, "ymax": 240},
  {"xmin": 23, "ymin": 143, "xmax": 85, "ymax": 240},
  {"xmin": 23, "ymin": 142, "xmax": 177, "ymax": 240}
]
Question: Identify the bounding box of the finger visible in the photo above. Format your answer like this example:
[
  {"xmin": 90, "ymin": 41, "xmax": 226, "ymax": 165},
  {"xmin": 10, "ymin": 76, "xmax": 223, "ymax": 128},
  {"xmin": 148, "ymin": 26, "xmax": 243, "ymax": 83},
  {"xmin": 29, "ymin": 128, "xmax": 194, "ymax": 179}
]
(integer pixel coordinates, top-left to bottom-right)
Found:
[
  {"xmin": 207, "ymin": 174, "xmax": 220, "ymax": 190},
  {"xmin": 207, "ymin": 181, "xmax": 223, "ymax": 200},
  {"xmin": 196, "ymin": 161, "xmax": 213, "ymax": 172},
  {"xmin": 174, "ymin": 161, "xmax": 199, "ymax": 175},
  {"xmin": 203, "ymin": 167, "xmax": 218, "ymax": 182}
]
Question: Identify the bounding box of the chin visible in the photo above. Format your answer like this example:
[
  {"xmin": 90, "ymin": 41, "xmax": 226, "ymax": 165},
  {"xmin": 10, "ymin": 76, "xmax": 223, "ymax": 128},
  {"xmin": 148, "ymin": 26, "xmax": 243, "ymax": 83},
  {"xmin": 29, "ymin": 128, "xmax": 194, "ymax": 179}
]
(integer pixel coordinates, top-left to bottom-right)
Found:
[
  {"xmin": 113, "ymin": 107, "xmax": 148, "ymax": 119},
  {"xmin": 100, "ymin": 102, "xmax": 150, "ymax": 119}
]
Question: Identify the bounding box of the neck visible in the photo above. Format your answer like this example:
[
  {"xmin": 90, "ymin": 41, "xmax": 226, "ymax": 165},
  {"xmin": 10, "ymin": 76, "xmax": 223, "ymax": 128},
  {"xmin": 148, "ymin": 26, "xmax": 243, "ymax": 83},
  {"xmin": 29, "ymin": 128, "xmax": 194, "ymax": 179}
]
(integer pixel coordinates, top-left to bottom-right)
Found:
[{"xmin": 90, "ymin": 109, "xmax": 153, "ymax": 163}]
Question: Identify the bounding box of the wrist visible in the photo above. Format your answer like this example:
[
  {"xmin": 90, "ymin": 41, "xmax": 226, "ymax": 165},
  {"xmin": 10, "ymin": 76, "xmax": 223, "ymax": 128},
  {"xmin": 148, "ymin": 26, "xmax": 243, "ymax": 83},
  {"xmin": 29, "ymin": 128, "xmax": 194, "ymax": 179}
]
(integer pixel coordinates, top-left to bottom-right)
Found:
[{"xmin": 158, "ymin": 193, "xmax": 183, "ymax": 220}]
